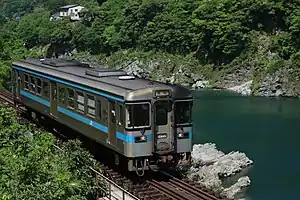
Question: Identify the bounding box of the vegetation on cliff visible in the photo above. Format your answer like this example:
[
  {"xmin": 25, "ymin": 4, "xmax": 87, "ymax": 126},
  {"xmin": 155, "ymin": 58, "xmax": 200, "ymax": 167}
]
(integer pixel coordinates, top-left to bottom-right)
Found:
[
  {"xmin": 0, "ymin": 0, "xmax": 300, "ymax": 94},
  {"xmin": 0, "ymin": 104, "xmax": 106, "ymax": 199}
]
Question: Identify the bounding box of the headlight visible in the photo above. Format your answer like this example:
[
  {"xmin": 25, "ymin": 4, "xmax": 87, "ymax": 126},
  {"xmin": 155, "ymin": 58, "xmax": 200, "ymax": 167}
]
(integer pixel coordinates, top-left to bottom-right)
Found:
[
  {"xmin": 135, "ymin": 135, "xmax": 147, "ymax": 143},
  {"xmin": 178, "ymin": 132, "xmax": 189, "ymax": 139},
  {"xmin": 140, "ymin": 135, "xmax": 146, "ymax": 141}
]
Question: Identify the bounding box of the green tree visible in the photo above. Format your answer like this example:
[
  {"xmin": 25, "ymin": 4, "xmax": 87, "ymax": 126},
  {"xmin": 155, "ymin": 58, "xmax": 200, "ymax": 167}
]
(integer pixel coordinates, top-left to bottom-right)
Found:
[
  {"xmin": 0, "ymin": 104, "xmax": 107, "ymax": 200},
  {"xmin": 139, "ymin": 0, "xmax": 199, "ymax": 54}
]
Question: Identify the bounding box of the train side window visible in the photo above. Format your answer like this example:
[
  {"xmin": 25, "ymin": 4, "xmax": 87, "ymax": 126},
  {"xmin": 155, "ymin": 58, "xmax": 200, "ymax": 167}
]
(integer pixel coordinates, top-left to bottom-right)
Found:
[
  {"xmin": 59, "ymin": 87, "xmax": 66, "ymax": 104},
  {"xmin": 43, "ymin": 81, "xmax": 49, "ymax": 98},
  {"xmin": 97, "ymin": 100, "xmax": 102, "ymax": 120},
  {"xmin": 119, "ymin": 104, "xmax": 124, "ymax": 126},
  {"xmin": 111, "ymin": 101, "xmax": 116, "ymax": 124},
  {"xmin": 103, "ymin": 108, "xmax": 108, "ymax": 125},
  {"xmin": 87, "ymin": 95, "xmax": 95, "ymax": 118},
  {"xmin": 24, "ymin": 74, "xmax": 29, "ymax": 90},
  {"xmin": 67, "ymin": 88, "xmax": 75, "ymax": 109},
  {"xmin": 76, "ymin": 91, "xmax": 85, "ymax": 113},
  {"xmin": 36, "ymin": 78, "xmax": 42, "ymax": 95},
  {"xmin": 29, "ymin": 75, "xmax": 35, "ymax": 92},
  {"xmin": 18, "ymin": 71, "xmax": 22, "ymax": 86}
]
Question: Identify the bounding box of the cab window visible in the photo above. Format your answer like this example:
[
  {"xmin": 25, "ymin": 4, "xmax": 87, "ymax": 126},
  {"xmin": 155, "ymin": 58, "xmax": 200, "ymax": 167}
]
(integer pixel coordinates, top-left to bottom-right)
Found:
[
  {"xmin": 175, "ymin": 100, "xmax": 192, "ymax": 125},
  {"xmin": 126, "ymin": 103, "xmax": 150, "ymax": 129},
  {"xmin": 155, "ymin": 101, "xmax": 172, "ymax": 126}
]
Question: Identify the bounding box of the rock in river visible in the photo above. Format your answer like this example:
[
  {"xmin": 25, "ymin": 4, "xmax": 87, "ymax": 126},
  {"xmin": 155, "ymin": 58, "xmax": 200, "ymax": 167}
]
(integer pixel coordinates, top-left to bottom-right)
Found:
[{"xmin": 184, "ymin": 143, "xmax": 253, "ymax": 199}]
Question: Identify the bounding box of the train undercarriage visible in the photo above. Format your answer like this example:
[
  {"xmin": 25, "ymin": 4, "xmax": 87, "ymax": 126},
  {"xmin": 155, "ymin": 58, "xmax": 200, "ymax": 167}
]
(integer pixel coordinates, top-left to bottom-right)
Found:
[{"xmin": 125, "ymin": 152, "xmax": 192, "ymax": 176}]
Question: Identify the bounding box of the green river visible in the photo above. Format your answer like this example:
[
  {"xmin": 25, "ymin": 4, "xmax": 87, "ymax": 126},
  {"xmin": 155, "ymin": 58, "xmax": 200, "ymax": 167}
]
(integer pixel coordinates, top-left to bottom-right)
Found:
[{"xmin": 193, "ymin": 90, "xmax": 300, "ymax": 200}]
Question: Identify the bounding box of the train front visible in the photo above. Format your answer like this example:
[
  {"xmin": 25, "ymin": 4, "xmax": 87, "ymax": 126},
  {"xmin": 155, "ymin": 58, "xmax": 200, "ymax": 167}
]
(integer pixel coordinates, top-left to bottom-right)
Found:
[{"xmin": 125, "ymin": 85, "xmax": 193, "ymax": 175}]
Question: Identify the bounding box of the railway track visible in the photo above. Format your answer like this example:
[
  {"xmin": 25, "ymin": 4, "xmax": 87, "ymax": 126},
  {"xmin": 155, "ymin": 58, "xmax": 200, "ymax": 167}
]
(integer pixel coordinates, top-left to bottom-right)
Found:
[
  {"xmin": 0, "ymin": 90, "xmax": 229, "ymax": 200},
  {"xmin": 103, "ymin": 166, "xmax": 228, "ymax": 200},
  {"xmin": 0, "ymin": 90, "xmax": 14, "ymax": 105},
  {"xmin": 153, "ymin": 171, "xmax": 226, "ymax": 200}
]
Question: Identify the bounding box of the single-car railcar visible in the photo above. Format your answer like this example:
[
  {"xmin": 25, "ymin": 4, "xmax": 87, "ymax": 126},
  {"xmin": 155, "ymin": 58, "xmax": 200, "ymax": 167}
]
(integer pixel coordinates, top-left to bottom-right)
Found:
[{"xmin": 11, "ymin": 58, "xmax": 193, "ymax": 175}]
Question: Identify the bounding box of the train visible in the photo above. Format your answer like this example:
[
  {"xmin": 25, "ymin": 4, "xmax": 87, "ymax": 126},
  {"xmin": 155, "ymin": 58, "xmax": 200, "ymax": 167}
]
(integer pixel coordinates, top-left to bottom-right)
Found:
[{"xmin": 11, "ymin": 58, "xmax": 193, "ymax": 175}]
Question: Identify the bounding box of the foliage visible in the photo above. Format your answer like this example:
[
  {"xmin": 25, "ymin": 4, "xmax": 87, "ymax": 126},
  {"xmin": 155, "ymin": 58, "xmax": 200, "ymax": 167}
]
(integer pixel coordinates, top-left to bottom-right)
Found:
[
  {"xmin": 0, "ymin": 0, "xmax": 300, "ymax": 88},
  {"xmin": 0, "ymin": 104, "xmax": 106, "ymax": 200}
]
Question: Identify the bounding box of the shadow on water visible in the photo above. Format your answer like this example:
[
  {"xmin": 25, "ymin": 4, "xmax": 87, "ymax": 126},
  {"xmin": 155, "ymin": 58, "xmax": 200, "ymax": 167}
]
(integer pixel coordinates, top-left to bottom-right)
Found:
[{"xmin": 192, "ymin": 89, "xmax": 300, "ymax": 200}]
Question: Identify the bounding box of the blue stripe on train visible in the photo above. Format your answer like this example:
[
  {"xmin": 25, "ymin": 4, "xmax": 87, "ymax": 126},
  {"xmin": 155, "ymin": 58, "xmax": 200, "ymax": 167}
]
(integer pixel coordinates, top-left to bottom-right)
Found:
[
  {"xmin": 20, "ymin": 90, "xmax": 50, "ymax": 107},
  {"xmin": 20, "ymin": 90, "xmax": 152, "ymax": 143},
  {"xmin": 12, "ymin": 66, "xmax": 124, "ymax": 102}
]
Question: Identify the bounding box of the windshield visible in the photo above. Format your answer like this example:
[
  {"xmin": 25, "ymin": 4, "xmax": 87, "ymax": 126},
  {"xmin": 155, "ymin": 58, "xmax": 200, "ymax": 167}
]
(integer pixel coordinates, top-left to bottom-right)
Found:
[
  {"xmin": 126, "ymin": 103, "xmax": 150, "ymax": 128},
  {"xmin": 175, "ymin": 101, "xmax": 192, "ymax": 125},
  {"xmin": 155, "ymin": 101, "xmax": 172, "ymax": 126}
]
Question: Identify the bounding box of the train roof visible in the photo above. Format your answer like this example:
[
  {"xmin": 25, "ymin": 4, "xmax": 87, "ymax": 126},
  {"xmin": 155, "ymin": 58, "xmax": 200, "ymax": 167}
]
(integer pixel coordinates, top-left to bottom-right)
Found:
[{"xmin": 12, "ymin": 58, "xmax": 192, "ymax": 101}]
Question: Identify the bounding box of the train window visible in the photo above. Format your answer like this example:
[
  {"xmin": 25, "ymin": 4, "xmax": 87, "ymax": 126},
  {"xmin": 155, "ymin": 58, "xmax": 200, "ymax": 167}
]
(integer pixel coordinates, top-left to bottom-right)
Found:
[
  {"xmin": 119, "ymin": 104, "xmax": 124, "ymax": 125},
  {"xmin": 24, "ymin": 74, "xmax": 29, "ymax": 90},
  {"xmin": 67, "ymin": 88, "xmax": 75, "ymax": 109},
  {"xmin": 126, "ymin": 103, "xmax": 150, "ymax": 128},
  {"xmin": 59, "ymin": 87, "xmax": 66, "ymax": 104},
  {"xmin": 110, "ymin": 101, "xmax": 116, "ymax": 124},
  {"xmin": 87, "ymin": 95, "xmax": 95, "ymax": 118},
  {"xmin": 103, "ymin": 109, "xmax": 108, "ymax": 124},
  {"xmin": 156, "ymin": 108, "xmax": 167, "ymax": 125},
  {"xmin": 43, "ymin": 81, "xmax": 49, "ymax": 98},
  {"xmin": 155, "ymin": 101, "xmax": 172, "ymax": 126},
  {"xmin": 36, "ymin": 78, "xmax": 42, "ymax": 95},
  {"xmin": 175, "ymin": 101, "xmax": 192, "ymax": 125},
  {"xmin": 76, "ymin": 91, "xmax": 85, "ymax": 113},
  {"xmin": 97, "ymin": 100, "xmax": 102, "ymax": 119},
  {"xmin": 16, "ymin": 71, "xmax": 21, "ymax": 85},
  {"xmin": 29, "ymin": 75, "xmax": 35, "ymax": 92},
  {"xmin": 52, "ymin": 82, "xmax": 57, "ymax": 100}
]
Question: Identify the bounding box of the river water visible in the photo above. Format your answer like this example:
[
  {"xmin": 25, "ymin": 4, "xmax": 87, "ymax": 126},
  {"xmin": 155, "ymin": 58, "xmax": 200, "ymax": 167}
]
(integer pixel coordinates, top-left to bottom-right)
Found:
[{"xmin": 192, "ymin": 90, "xmax": 300, "ymax": 200}]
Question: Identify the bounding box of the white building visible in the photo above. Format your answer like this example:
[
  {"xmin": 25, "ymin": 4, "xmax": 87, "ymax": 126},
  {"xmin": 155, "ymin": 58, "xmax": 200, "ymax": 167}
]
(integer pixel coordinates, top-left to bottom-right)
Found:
[{"xmin": 58, "ymin": 4, "xmax": 85, "ymax": 21}]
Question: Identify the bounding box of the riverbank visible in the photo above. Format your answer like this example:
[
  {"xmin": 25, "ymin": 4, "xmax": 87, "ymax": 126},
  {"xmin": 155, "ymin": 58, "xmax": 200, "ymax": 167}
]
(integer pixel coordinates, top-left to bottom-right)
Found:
[
  {"xmin": 179, "ymin": 143, "xmax": 253, "ymax": 200},
  {"xmin": 62, "ymin": 50, "xmax": 300, "ymax": 98}
]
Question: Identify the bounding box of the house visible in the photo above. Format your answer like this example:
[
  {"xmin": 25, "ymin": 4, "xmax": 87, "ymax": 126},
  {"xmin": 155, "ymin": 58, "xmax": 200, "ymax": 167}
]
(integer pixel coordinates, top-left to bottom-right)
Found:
[
  {"xmin": 50, "ymin": 13, "xmax": 60, "ymax": 21},
  {"xmin": 58, "ymin": 4, "xmax": 85, "ymax": 21}
]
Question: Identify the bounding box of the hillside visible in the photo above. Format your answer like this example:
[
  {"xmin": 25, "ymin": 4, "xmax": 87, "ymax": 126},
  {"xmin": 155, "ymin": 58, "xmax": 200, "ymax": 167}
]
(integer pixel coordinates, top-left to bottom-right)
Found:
[{"xmin": 0, "ymin": 0, "xmax": 300, "ymax": 96}]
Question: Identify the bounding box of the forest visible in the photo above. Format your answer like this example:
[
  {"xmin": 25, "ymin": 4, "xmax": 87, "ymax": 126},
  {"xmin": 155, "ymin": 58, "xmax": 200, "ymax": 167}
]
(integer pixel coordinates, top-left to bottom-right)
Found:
[{"xmin": 0, "ymin": 0, "xmax": 300, "ymax": 93}]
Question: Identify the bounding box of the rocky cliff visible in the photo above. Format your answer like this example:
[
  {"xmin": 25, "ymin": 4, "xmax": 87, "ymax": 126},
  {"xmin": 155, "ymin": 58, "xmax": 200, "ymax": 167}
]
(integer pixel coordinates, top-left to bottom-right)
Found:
[{"xmin": 63, "ymin": 51, "xmax": 300, "ymax": 97}]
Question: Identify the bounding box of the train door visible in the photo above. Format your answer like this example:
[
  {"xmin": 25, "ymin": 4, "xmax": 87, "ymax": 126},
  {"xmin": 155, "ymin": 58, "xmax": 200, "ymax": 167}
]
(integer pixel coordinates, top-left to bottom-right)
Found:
[
  {"xmin": 50, "ymin": 81, "xmax": 58, "ymax": 116},
  {"xmin": 107, "ymin": 99, "xmax": 117, "ymax": 145},
  {"xmin": 11, "ymin": 70, "xmax": 16, "ymax": 96},
  {"xmin": 153, "ymin": 100, "xmax": 174, "ymax": 154}
]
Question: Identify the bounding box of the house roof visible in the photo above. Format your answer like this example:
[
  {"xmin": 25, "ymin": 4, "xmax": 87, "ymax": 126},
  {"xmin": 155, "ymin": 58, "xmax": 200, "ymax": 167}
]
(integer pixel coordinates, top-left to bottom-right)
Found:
[{"xmin": 59, "ymin": 4, "xmax": 78, "ymax": 9}]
